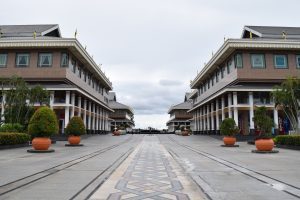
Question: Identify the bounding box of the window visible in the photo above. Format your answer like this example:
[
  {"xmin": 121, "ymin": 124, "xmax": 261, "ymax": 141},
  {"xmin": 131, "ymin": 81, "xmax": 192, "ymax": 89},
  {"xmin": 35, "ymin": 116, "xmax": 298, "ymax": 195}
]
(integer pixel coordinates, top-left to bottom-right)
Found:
[
  {"xmin": 71, "ymin": 59, "xmax": 76, "ymax": 73},
  {"xmin": 221, "ymin": 66, "xmax": 225, "ymax": 78},
  {"xmin": 16, "ymin": 53, "xmax": 30, "ymax": 67},
  {"xmin": 235, "ymin": 54, "xmax": 243, "ymax": 68},
  {"xmin": 216, "ymin": 71, "xmax": 219, "ymax": 83},
  {"xmin": 227, "ymin": 59, "xmax": 233, "ymax": 74},
  {"xmin": 61, "ymin": 53, "xmax": 69, "ymax": 67},
  {"xmin": 88, "ymin": 74, "xmax": 91, "ymax": 85},
  {"xmin": 78, "ymin": 66, "xmax": 82, "ymax": 78},
  {"xmin": 211, "ymin": 76, "xmax": 214, "ymax": 86},
  {"xmin": 207, "ymin": 80, "xmax": 210, "ymax": 89},
  {"xmin": 38, "ymin": 53, "xmax": 52, "ymax": 67},
  {"xmin": 296, "ymin": 55, "xmax": 300, "ymax": 69},
  {"xmin": 83, "ymin": 70, "xmax": 87, "ymax": 82},
  {"xmin": 251, "ymin": 54, "xmax": 265, "ymax": 68},
  {"xmin": 274, "ymin": 55, "xmax": 288, "ymax": 69},
  {"xmin": 0, "ymin": 53, "xmax": 7, "ymax": 67}
]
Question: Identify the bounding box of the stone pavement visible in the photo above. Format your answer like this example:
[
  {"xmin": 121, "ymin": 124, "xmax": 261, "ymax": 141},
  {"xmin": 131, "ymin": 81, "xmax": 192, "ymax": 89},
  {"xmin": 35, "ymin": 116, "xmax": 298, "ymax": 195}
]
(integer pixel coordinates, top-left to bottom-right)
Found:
[{"xmin": 91, "ymin": 135, "xmax": 206, "ymax": 200}]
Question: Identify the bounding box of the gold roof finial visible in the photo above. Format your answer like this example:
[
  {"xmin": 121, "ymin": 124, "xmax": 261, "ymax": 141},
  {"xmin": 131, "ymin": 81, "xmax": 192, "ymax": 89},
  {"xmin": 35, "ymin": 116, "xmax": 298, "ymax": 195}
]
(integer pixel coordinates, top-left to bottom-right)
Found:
[
  {"xmin": 282, "ymin": 31, "xmax": 287, "ymax": 40},
  {"xmin": 74, "ymin": 28, "xmax": 77, "ymax": 38}
]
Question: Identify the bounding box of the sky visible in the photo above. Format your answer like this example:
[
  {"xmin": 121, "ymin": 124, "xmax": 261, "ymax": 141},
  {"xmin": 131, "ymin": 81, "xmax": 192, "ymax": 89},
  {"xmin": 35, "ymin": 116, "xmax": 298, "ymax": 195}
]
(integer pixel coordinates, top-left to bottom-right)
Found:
[{"xmin": 1, "ymin": 0, "xmax": 300, "ymax": 129}]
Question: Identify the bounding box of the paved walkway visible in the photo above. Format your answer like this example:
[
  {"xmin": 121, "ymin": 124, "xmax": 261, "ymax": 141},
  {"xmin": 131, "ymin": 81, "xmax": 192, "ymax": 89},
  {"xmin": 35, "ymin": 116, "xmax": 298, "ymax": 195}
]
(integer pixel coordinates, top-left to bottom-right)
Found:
[{"xmin": 91, "ymin": 136, "xmax": 205, "ymax": 200}]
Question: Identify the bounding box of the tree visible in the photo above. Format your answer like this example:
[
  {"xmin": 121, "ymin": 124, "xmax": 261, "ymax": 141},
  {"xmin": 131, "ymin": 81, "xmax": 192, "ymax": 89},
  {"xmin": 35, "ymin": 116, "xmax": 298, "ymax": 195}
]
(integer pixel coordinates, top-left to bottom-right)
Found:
[
  {"xmin": 0, "ymin": 76, "xmax": 49, "ymax": 128},
  {"xmin": 272, "ymin": 77, "xmax": 300, "ymax": 133}
]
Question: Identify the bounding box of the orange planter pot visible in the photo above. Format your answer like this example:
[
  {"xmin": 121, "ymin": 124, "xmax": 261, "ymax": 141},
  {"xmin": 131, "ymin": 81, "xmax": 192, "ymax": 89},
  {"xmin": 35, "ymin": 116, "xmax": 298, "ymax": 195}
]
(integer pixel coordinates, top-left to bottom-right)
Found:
[
  {"xmin": 32, "ymin": 137, "xmax": 51, "ymax": 150},
  {"xmin": 68, "ymin": 136, "xmax": 81, "ymax": 145},
  {"xmin": 223, "ymin": 136, "xmax": 236, "ymax": 146},
  {"xmin": 255, "ymin": 139, "xmax": 274, "ymax": 151},
  {"xmin": 113, "ymin": 131, "xmax": 120, "ymax": 136},
  {"xmin": 181, "ymin": 131, "xmax": 189, "ymax": 136}
]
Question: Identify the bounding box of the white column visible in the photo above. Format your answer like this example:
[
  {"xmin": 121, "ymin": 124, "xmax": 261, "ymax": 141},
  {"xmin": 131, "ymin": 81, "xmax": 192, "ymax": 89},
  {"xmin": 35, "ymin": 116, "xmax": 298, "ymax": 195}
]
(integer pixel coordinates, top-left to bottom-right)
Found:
[
  {"xmin": 92, "ymin": 103, "xmax": 95, "ymax": 131},
  {"xmin": 99, "ymin": 108, "xmax": 103, "ymax": 131},
  {"xmin": 96, "ymin": 105, "xmax": 99, "ymax": 131},
  {"xmin": 83, "ymin": 99, "xmax": 87, "ymax": 127},
  {"xmin": 88, "ymin": 101, "xmax": 92, "ymax": 130},
  {"xmin": 71, "ymin": 92, "xmax": 75, "ymax": 118},
  {"xmin": 64, "ymin": 91, "xmax": 70, "ymax": 128},
  {"xmin": 77, "ymin": 96, "xmax": 82, "ymax": 117},
  {"xmin": 249, "ymin": 92, "xmax": 254, "ymax": 130},
  {"xmin": 199, "ymin": 109, "xmax": 202, "ymax": 131},
  {"xmin": 233, "ymin": 92, "xmax": 238, "ymax": 126},
  {"xmin": 221, "ymin": 96, "xmax": 225, "ymax": 121},
  {"xmin": 273, "ymin": 108, "xmax": 279, "ymax": 129},
  {"xmin": 195, "ymin": 110, "xmax": 198, "ymax": 131},
  {"xmin": 207, "ymin": 104, "xmax": 210, "ymax": 131},
  {"xmin": 228, "ymin": 93, "xmax": 232, "ymax": 118},
  {"xmin": 49, "ymin": 91, "xmax": 54, "ymax": 109},
  {"xmin": 107, "ymin": 112, "xmax": 109, "ymax": 131},
  {"xmin": 200, "ymin": 107, "xmax": 205, "ymax": 131},
  {"xmin": 216, "ymin": 99, "xmax": 220, "ymax": 130},
  {"xmin": 1, "ymin": 94, "xmax": 6, "ymax": 122},
  {"xmin": 103, "ymin": 110, "xmax": 106, "ymax": 131},
  {"xmin": 211, "ymin": 102, "xmax": 215, "ymax": 131}
]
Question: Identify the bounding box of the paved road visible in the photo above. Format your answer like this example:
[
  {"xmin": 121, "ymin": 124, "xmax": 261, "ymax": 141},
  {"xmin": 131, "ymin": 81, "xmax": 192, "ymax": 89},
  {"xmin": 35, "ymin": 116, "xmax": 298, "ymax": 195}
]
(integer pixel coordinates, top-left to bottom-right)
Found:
[
  {"xmin": 159, "ymin": 135, "xmax": 300, "ymax": 200},
  {"xmin": 1, "ymin": 134, "xmax": 300, "ymax": 200},
  {"xmin": 0, "ymin": 134, "xmax": 142, "ymax": 200},
  {"xmin": 91, "ymin": 135, "xmax": 205, "ymax": 200}
]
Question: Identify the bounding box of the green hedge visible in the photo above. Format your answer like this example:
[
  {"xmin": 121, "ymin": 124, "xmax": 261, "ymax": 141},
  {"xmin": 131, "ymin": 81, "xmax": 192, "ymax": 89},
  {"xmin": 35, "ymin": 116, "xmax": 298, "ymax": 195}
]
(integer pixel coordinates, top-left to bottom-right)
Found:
[
  {"xmin": 0, "ymin": 132, "xmax": 31, "ymax": 145},
  {"xmin": 0, "ymin": 123, "xmax": 24, "ymax": 133},
  {"xmin": 274, "ymin": 135, "xmax": 300, "ymax": 146}
]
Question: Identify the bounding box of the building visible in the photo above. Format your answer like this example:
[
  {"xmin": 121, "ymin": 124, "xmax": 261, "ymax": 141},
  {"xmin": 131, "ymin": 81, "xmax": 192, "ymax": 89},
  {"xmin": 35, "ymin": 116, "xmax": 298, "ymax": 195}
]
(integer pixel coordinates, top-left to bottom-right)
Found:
[
  {"xmin": 189, "ymin": 26, "xmax": 300, "ymax": 135},
  {"xmin": 0, "ymin": 24, "xmax": 113, "ymax": 134},
  {"xmin": 166, "ymin": 93, "xmax": 193, "ymax": 133},
  {"xmin": 108, "ymin": 92, "xmax": 135, "ymax": 132}
]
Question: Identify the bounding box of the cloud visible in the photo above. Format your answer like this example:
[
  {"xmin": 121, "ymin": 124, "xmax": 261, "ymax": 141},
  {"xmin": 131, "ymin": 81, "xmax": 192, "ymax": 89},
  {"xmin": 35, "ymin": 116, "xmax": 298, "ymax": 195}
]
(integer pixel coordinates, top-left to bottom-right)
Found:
[
  {"xmin": 2, "ymin": 0, "xmax": 300, "ymax": 129},
  {"xmin": 159, "ymin": 80, "xmax": 183, "ymax": 86}
]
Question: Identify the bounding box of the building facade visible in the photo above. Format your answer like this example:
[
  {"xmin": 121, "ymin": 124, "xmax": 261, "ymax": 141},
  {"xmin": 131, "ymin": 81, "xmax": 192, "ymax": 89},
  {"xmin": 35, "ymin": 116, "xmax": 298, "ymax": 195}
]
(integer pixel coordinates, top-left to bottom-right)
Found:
[
  {"xmin": 108, "ymin": 92, "xmax": 135, "ymax": 132},
  {"xmin": 0, "ymin": 24, "xmax": 113, "ymax": 134},
  {"xmin": 190, "ymin": 26, "xmax": 300, "ymax": 135},
  {"xmin": 166, "ymin": 93, "xmax": 193, "ymax": 133}
]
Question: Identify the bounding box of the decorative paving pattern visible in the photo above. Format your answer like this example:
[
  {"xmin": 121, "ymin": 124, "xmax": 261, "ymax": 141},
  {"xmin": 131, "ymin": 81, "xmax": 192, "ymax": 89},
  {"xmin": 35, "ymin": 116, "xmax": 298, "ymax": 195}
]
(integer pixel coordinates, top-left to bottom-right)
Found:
[{"xmin": 107, "ymin": 139, "xmax": 190, "ymax": 200}]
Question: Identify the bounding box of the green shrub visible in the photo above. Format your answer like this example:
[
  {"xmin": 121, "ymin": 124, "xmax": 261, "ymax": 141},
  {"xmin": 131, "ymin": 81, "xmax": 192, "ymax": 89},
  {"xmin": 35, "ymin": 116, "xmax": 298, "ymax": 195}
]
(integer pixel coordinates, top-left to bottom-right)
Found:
[
  {"xmin": 28, "ymin": 107, "xmax": 58, "ymax": 138},
  {"xmin": 220, "ymin": 118, "xmax": 239, "ymax": 136},
  {"xmin": 253, "ymin": 106, "xmax": 274, "ymax": 139},
  {"xmin": 65, "ymin": 116, "xmax": 86, "ymax": 136},
  {"xmin": 275, "ymin": 135, "xmax": 300, "ymax": 146},
  {"xmin": 0, "ymin": 132, "xmax": 31, "ymax": 145},
  {"xmin": 0, "ymin": 123, "xmax": 24, "ymax": 133}
]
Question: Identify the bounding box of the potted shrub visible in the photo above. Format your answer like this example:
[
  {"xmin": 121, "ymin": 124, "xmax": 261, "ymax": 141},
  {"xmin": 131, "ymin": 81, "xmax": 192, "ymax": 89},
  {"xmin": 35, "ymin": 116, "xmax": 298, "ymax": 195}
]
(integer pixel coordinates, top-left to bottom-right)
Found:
[
  {"xmin": 181, "ymin": 126, "xmax": 190, "ymax": 136},
  {"xmin": 28, "ymin": 107, "xmax": 58, "ymax": 151},
  {"xmin": 113, "ymin": 127, "xmax": 121, "ymax": 136},
  {"xmin": 253, "ymin": 106, "xmax": 275, "ymax": 151},
  {"xmin": 220, "ymin": 118, "xmax": 239, "ymax": 146},
  {"xmin": 65, "ymin": 116, "xmax": 86, "ymax": 145}
]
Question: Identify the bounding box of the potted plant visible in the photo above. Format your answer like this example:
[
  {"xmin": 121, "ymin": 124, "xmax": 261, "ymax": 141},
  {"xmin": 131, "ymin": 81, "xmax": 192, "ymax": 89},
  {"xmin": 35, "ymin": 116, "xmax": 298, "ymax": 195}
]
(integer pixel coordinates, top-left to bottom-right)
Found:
[
  {"xmin": 220, "ymin": 118, "xmax": 239, "ymax": 146},
  {"xmin": 27, "ymin": 107, "xmax": 58, "ymax": 151},
  {"xmin": 65, "ymin": 116, "xmax": 86, "ymax": 145},
  {"xmin": 181, "ymin": 126, "xmax": 190, "ymax": 136},
  {"xmin": 113, "ymin": 126, "xmax": 121, "ymax": 136},
  {"xmin": 253, "ymin": 106, "xmax": 275, "ymax": 151}
]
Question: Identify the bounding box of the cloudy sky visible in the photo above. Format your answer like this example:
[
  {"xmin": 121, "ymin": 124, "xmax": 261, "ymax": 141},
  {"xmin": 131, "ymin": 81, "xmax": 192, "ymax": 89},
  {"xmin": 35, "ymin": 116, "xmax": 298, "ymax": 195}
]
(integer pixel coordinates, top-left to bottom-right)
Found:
[{"xmin": 1, "ymin": 0, "xmax": 299, "ymax": 129}]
